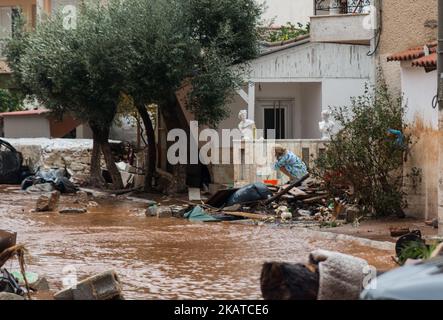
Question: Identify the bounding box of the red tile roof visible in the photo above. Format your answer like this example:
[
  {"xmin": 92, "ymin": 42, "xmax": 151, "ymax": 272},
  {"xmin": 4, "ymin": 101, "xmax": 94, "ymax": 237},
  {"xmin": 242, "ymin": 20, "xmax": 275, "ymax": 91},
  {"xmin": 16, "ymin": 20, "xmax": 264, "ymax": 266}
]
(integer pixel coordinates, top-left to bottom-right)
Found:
[
  {"xmin": 412, "ymin": 52, "xmax": 437, "ymax": 68},
  {"xmin": 387, "ymin": 42, "xmax": 437, "ymax": 69},
  {"xmin": 0, "ymin": 109, "xmax": 49, "ymax": 118}
]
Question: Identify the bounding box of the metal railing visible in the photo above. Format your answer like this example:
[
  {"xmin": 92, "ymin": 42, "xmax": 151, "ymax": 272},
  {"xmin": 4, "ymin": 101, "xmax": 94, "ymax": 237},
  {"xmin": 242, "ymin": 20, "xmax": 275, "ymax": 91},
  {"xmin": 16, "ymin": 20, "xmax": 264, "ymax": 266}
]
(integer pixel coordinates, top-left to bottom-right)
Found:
[{"xmin": 314, "ymin": 0, "xmax": 372, "ymax": 15}]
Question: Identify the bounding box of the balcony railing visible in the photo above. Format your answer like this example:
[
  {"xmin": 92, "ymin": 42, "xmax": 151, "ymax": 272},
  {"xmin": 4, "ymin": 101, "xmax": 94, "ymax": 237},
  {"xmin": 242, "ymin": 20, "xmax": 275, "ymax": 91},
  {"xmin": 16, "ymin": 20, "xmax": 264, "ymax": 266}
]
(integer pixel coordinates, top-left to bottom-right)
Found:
[{"xmin": 314, "ymin": 0, "xmax": 372, "ymax": 15}]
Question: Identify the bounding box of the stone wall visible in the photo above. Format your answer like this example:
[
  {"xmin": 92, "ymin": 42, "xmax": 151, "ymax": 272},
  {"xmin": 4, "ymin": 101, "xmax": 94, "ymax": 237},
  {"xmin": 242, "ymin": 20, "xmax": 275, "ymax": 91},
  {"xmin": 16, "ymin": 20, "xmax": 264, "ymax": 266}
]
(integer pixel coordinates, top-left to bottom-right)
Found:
[{"xmin": 5, "ymin": 138, "xmax": 95, "ymax": 184}]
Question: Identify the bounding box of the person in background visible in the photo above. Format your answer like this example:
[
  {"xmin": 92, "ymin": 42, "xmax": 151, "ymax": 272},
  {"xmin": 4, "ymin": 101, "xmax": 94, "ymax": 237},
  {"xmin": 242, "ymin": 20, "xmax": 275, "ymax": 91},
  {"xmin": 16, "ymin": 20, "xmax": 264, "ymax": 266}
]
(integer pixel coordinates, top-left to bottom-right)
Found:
[{"xmin": 273, "ymin": 145, "xmax": 308, "ymax": 183}]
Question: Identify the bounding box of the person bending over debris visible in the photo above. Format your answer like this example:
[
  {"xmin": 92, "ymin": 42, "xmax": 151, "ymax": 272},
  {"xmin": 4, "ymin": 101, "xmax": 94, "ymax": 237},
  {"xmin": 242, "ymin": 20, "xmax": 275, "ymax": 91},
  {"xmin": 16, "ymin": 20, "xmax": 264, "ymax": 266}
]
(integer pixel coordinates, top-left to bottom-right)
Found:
[{"xmin": 273, "ymin": 145, "xmax": 308, "ymax": 183}]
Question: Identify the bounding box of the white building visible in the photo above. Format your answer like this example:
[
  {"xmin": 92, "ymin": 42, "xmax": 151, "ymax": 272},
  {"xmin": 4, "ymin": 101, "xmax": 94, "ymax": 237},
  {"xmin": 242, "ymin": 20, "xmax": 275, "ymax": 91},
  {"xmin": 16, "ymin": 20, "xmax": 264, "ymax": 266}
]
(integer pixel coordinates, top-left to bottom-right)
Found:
[
  {"xmin": 258, "ymin": 0, "xmax": 313, "ymax": 26},
  {"xmin": 387, "ymin": 43, "xmax": 438, "ymax": 221}
]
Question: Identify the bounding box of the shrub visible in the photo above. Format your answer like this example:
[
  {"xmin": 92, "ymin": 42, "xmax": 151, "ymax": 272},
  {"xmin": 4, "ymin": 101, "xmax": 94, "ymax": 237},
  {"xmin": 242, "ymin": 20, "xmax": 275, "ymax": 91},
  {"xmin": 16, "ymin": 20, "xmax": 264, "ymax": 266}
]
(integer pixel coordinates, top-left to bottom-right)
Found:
[
  {"xmin": 313, "ymin": 79, "xmax": 411, "ymax": 217},
  {"xmin": 0, "ymin": 89, "xmax": 23, "ymax": 112}
]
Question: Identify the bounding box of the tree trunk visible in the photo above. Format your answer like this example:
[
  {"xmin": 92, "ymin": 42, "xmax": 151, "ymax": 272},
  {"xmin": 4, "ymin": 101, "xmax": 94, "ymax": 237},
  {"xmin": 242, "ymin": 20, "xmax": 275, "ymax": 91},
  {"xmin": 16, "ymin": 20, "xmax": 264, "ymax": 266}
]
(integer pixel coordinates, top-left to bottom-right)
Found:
[
  {"xmin": 90, "ymin": 122, "xmax": 124, "ymax": 190},
  {"xmin": 89, "ymin": 127, "xmax": 105, "ymax": 187},
  {"xmin": 260, "ymin": 262, "xmax": 319, "ymax": 300},
  {"xmin": 160, "ymin": 95, "xmax": 189, "ymax": 189},
  {"xmin": 136, "ymin": 103, "xmax": 157, "ymax": 192}
]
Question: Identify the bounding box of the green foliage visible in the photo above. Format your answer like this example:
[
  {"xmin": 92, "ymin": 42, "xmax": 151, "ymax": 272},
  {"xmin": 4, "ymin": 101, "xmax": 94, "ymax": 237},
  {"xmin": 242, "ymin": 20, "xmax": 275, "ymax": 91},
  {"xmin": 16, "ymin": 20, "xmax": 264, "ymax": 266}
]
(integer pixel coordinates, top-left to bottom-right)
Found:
[
  {"xmin": 397, "ymin": 241, "xmax": 436, "ymax": 265},
  {"xmin": 6, "ymin": 0, "xmax": 262, "ymax": 129},
  {"xmin": 314, "ymin": 79, "xmax": 411, "ymax": 217},
  {"xmin": 184, "ymin": 0, "xmax": 262, "ymax": 64},
  {"xmin": 5, "ymin": 1, "xmax": 128, "ymax": 130},
  {"xmin": 0, "ymin": 89, "xmax": 23, "ymax": 112},
  {"xmin": 266, "ymin": 22, "xmax": 310, "ymax": 42},
  {"xmin": 114, "ymin": 0, "xmax": 262, "ymax": 126}
]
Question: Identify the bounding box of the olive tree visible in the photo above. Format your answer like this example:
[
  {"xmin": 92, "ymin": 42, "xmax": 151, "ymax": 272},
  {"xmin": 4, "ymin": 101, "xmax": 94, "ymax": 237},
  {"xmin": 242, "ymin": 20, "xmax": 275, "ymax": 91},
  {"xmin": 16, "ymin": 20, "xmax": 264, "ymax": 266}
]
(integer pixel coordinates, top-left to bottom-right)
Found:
[
  {"xmin": 6, "ymin": 2, "xmax": 127, "ymax": 188},
  {"xmin": 117, "ymin": 0, "xmax": 263, "ymax": 190}
]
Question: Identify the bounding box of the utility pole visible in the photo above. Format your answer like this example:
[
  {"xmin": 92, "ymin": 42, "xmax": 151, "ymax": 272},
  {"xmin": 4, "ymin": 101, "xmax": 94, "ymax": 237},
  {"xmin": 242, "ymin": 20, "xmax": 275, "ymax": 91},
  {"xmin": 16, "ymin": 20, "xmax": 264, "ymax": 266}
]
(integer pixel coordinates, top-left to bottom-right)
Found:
[{"xmin": 438, "ymin": 0, "xmax": 443, "ymax": 234}]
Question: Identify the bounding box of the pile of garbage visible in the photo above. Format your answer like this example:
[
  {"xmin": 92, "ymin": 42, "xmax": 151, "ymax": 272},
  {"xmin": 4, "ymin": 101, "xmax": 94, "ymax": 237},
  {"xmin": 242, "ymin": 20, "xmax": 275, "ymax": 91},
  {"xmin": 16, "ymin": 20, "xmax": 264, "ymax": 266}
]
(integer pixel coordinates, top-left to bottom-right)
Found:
[
  {"xmin": 164, "ymin": 174, "xmax": 358, "ymax": 227},
  {"xmin": 21, "ymin": 168, "xmax": 79, "ymax": 194}
]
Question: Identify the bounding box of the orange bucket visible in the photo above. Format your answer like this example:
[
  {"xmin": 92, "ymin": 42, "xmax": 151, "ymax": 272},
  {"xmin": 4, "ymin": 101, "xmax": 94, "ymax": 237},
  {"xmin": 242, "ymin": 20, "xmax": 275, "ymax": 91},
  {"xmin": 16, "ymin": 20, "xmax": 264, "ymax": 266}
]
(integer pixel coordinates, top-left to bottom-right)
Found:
[{"xmin": 264, "ymin": 179, "xmax": 279, "ymax": 186}]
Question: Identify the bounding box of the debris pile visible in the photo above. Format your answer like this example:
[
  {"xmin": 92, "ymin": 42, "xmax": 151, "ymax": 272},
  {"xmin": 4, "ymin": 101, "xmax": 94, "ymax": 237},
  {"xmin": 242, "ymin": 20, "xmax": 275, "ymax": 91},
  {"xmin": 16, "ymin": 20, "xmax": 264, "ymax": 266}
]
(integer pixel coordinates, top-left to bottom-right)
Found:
[{"xmin": 165, "ymin": 174, "xmax": 359, "ymax": 228}]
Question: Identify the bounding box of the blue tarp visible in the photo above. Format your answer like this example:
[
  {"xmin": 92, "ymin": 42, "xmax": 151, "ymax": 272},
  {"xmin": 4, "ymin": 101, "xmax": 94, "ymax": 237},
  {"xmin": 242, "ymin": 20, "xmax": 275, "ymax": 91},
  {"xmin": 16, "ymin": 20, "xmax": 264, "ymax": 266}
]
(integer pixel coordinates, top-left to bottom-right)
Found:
[{"xmin": 184, "ymin": 206, "xmax": 221, "ymax": 222}]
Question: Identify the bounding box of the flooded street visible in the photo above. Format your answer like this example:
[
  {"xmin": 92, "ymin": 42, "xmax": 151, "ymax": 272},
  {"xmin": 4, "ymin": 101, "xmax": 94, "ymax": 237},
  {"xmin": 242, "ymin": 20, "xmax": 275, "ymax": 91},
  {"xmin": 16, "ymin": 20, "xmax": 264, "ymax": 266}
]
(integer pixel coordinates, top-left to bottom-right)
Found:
[{"xmin": 0, "ymin": 186, "xmax": 395, "ymax": 300}]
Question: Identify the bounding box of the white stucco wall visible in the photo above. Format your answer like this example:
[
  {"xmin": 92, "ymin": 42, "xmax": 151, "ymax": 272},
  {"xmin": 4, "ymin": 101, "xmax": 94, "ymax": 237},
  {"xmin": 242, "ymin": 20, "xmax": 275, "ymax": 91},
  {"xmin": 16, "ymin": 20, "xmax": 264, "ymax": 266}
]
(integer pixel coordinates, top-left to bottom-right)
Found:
[
  {"xmin": 248, "ymin": 42, "xmax": 371, "ymax": 81},
  {"xmin": 218, "ymin": 42, "xmax": 370, "ymax": 139},
  {"xmin": 401, "ymin": 63, "xmax": 437, "ymax": 128},
  {"xmin": 322, "ymin": 78, "xmax": 368, "ymax": 111},
  {"xmin": 3, "ymin": 115, "xmax": 50, "ymax": 138},
  {"xmin": 300, "ymin": 82, "xmax": 322, "ymax": 139},
  {"xmin": 258, "ymin": 0, "xmax": 313, "ymax": 26}
]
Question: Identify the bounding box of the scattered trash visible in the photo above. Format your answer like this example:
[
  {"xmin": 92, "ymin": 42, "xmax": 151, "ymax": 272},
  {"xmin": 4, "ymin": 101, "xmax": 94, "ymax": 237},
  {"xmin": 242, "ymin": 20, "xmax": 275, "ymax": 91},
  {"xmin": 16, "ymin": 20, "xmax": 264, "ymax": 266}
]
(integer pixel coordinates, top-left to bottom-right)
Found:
[
  {"xmin": 22, "ymin": 168, "xmax": 79, "ymax": 194},
  {"xmin": 225, "ymin": 182, "xmax": 273, "ymax": 207},
  {"xmin": 0, "ymin": 268, "xmax": 24, "ymax": 296},
  {"xmin": 184, "ymin": 206, "xmax": 221, "ymax": 222},
  {"xmin": 10, "ymin": 271, "xmax": 38, "ymax": 287},
  {"xmin": 54, "ymin": 270, "xmax": 123, "ymax": 300}
]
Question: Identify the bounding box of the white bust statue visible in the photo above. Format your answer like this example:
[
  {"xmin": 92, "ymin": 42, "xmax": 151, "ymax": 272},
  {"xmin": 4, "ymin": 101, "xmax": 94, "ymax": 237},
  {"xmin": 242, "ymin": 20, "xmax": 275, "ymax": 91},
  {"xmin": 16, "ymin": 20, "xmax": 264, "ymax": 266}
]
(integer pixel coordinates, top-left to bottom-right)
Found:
[
  {"xmin": 238, "ymin": 110, "xmax": 255, "ymax": 140},
  {"xmin": 319, "ymin": 110, "xmax": 335, "ymax": 140}
]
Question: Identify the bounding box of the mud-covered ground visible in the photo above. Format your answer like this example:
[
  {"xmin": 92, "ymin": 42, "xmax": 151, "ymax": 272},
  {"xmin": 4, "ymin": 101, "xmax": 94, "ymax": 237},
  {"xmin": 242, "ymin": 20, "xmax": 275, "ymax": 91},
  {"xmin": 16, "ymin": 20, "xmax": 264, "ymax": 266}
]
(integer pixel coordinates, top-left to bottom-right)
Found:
[{"xmin": 0, "ymin": 185, "xmax": 396, "ymax": 300}]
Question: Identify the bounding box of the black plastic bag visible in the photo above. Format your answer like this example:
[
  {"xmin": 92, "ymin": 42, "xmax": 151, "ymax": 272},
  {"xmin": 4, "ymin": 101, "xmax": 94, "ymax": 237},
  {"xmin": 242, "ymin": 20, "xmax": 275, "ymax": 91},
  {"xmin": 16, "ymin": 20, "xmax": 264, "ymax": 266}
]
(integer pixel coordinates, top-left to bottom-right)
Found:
[{"xmin": 226, "ymin": 182, "xmax": 272, "ymax": 206}]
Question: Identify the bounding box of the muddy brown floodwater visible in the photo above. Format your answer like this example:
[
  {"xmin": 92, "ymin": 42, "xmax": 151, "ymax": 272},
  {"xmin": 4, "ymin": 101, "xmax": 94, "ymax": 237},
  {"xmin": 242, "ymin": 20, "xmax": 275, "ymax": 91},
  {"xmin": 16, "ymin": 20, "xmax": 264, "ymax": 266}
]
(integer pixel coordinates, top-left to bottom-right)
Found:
[{"xmin": 0, "ymin": 186, "xmax": 395, "ymax": 300}]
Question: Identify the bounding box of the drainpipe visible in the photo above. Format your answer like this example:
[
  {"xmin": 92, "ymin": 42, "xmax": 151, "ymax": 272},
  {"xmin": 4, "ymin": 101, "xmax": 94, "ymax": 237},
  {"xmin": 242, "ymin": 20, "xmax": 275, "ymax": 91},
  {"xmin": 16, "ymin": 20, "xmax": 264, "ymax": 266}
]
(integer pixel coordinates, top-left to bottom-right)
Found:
[
  {"xmin": 367, "ymin": 0, "xmax": 380, "ymax": 87},
  {"xmin": 438, "ymin": 0, "xmax": 443, "ymax": 234}
]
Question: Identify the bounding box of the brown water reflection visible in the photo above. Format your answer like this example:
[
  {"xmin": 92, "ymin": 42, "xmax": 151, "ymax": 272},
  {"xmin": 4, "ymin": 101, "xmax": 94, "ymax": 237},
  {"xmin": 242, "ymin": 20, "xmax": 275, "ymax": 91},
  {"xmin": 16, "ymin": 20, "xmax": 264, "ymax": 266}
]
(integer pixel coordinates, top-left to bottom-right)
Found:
[{"xmin": 0, "ymin": 186, "xmax": 395, "ymax": 300}]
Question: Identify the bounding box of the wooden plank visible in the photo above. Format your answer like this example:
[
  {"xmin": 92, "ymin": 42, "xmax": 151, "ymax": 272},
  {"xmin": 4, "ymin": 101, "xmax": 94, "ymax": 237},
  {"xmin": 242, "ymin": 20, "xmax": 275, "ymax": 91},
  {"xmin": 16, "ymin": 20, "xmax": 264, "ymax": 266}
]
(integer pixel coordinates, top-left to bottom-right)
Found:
[
  {"xmin": 302, "ymin": 195, "xmax": 328, "ymax": 204},
  {"xmin": 222, "ymin": 211, "xmax": 271, "ymax": 220},
  {"xmin": 264, "ymin": 174, "xmax": 310, "ymax": 205}
]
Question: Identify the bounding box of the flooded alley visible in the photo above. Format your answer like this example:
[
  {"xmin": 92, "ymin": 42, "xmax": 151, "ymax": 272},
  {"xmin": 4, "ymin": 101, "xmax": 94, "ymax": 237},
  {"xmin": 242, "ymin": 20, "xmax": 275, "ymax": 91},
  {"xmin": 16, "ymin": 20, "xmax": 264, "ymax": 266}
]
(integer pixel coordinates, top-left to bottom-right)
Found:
[{"xmin": 0, "ymin": 186, "xmax": 395, "ymax": 300}]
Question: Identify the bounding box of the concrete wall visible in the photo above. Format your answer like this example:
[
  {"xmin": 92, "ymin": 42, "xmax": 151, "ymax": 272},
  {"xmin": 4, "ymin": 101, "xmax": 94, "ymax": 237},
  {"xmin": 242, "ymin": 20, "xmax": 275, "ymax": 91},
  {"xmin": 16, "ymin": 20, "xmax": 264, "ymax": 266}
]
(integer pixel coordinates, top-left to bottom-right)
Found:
[
  {"xmin": 376, "ymin": 0, "xmax": 438, "ymax": 221},
  {"xmin": 310, "ymin": 13, "xmax": 373, "ymax": 45},
  {"xmin": 3, "ymin": 115, "xmax": 50, "ymax": 138},
  {"xmin": 258, "ymin": 0, "xmax": 313, "ymax": 26},
  {"xmin": 322, "ymin": 78, "xmax": 368, "ymax": 111},
  {"xmin": 5, "ymin": 138, "xmax": 97, "ymax": 184},
  {"xmin": 300, "ymin": 82, "xmax": 322, "ymax": 139},
  {"xmin": 378, "ymin": 0, "xmax": 437, "ymax": 96},
  {"xmin": 248, "ymin": 42, "xmax": 371, "ymax": 81},
  {"xmin": 400, "ymin": 64, "xmax": 438, "ymax": 220},
  {"xmin": 401, "ymin": 64, "xmax": 438, "ymax": 129}
]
